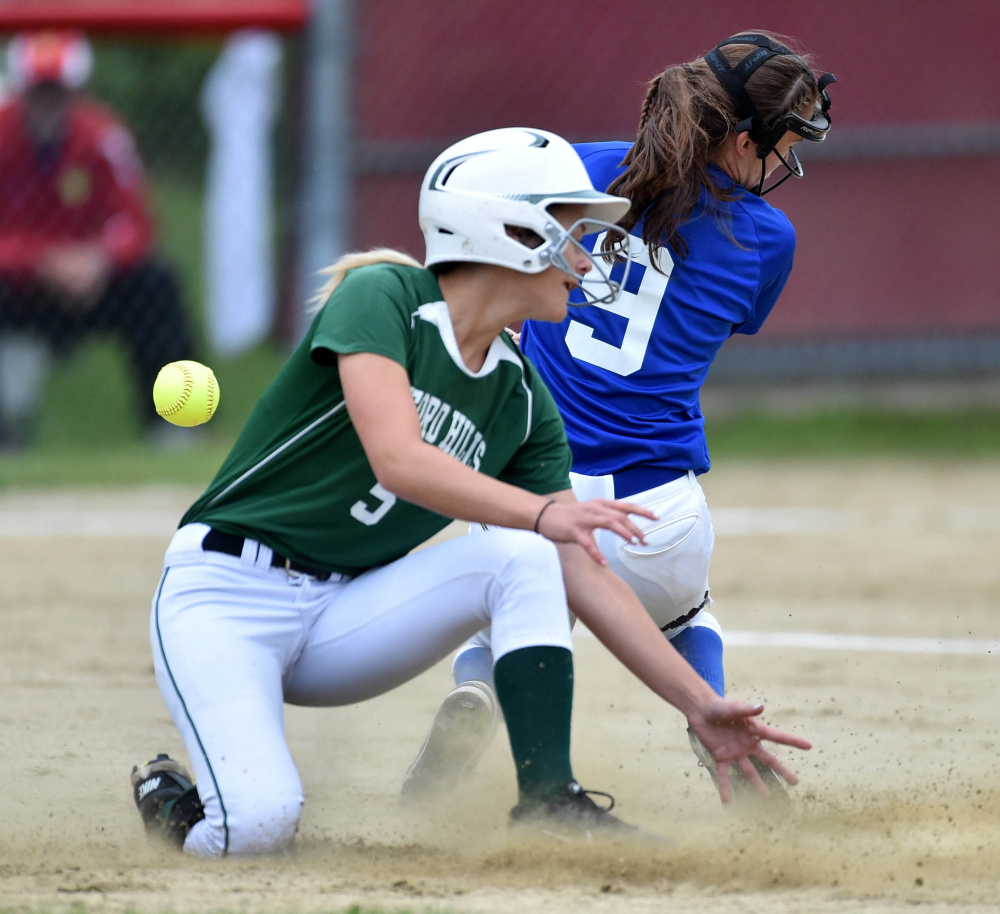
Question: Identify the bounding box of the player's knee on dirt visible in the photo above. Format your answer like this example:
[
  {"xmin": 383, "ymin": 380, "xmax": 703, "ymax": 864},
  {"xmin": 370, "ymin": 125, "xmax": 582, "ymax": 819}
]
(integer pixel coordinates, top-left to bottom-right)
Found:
[
  {"xmin": 221, "ymin": 790, "xmax": 304, "ymax": 856},
  {"xmin": 192, "ymin": 791, "xmax": 303, "ymax": 857}
]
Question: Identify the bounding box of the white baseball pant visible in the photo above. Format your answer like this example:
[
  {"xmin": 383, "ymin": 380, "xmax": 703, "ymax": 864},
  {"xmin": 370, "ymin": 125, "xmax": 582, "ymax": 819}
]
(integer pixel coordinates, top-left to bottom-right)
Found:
[{"xmin": 150, "ymin": 521, "xmax": 573, "ymax": 857}]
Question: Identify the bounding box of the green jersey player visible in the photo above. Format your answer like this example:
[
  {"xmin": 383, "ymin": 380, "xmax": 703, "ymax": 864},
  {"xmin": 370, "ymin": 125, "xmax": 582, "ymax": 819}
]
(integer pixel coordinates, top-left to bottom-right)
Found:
[{"xmin": 130, "ymin": 128, "xmax": 811, "ymax": 857}]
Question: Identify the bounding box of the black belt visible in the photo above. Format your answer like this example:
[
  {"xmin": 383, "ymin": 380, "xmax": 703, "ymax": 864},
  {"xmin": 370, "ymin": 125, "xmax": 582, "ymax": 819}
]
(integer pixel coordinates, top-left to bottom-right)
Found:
[
  {"xmin": 201, "ymin": 528, "xmax": 333, "ymax": 581},
  {"xmin": 660, "ymin": 591, "xmax": 710, "ymax": 633},
  {"xmin": 613, "ymin": 465, "xmax": 688, "ymax": 500}
]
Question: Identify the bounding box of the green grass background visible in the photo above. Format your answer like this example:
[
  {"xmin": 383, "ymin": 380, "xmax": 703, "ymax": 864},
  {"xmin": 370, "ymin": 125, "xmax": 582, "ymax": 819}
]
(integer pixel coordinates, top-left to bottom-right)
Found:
[
  {"xmin": 2, "ymin": 101, "xmax": 999, "ymax": 490},
  {"xmin": 1, "ymin": 159, "xmax": 997, "ymax": 491},
  {"xmin": 5, "ymin": 353, "xmax": 1000, "ymax": 489},
  {"xmin": 0, "ymin": 169, "xmax": 288, "ymax": 488}
]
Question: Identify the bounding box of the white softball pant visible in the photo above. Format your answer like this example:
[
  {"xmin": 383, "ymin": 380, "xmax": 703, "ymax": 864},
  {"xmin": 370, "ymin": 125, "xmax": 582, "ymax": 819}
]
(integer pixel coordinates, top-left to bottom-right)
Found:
[
  {"xmin": 570, "ymin": 470, "xmax": 717, "ymax": 633},
  {"xmin": 150, "ymin": 522, "xmax": 573, "ymax": 858},
  {"xmin": 459, "ymin": 470, "xmax": 720, "ymax": 666}
]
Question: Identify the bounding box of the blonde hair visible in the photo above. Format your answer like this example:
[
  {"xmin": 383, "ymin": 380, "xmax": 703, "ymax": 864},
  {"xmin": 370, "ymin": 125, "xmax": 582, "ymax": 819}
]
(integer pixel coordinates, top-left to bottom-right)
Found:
[{"xmin": 308, "ymin": 248, "xmax": 423, "ymax": 312}]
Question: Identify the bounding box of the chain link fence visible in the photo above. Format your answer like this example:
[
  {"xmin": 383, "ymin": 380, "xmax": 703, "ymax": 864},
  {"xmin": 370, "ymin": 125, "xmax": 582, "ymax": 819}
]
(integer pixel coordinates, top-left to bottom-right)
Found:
[
  {"xmin": 352, "ymin": 1, "xmax": 1000, "ymax": 384},
  {"xmin": 1, "ymin": 1, "xmax": 998, "ymax": 451},
  {"xmin": 0, "ymin": 25, "xmax": 301, "ymax": 449}
]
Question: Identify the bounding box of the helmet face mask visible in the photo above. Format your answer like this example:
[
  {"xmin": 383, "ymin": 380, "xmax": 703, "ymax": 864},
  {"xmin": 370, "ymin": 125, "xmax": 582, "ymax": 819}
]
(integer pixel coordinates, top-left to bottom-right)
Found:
[
  {"xmin": 420, "ymin": 128, "xmax": 632, "ymax": 304},
  {"xmin": 777, "ymin": 91, "xmax": 834, "ymax": 143},
  {"xmin": 753, "ymin": 145, "xmax": 803, "ymax": 197},
  {"xmin": 705, "ymin": 34, "xmax": 836, "ymax": 196},
  {"xmin": 538, "ymin": 216, "xmax": 632, "ymax": 307}
]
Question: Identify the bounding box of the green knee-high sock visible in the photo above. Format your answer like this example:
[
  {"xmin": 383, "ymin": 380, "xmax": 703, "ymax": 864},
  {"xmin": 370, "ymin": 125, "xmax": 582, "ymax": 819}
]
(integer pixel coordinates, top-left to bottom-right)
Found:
[{"xmin": 493, "ymin": 645, "xmax": 575, "ymax": 803}]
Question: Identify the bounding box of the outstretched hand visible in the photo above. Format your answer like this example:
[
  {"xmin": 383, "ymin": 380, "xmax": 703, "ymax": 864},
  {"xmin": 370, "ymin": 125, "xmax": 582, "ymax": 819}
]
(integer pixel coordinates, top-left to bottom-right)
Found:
[
  {"xmin": 535, "ymin": 497, "xmax": 656, "ymax": 565},
  {"xmin": 686, "ymin": 697, "xmax": 811, "ymax": 803}
]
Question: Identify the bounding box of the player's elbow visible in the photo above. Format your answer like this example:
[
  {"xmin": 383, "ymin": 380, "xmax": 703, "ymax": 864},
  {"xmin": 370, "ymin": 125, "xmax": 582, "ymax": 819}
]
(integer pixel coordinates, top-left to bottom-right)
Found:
[{"xmin": 365, "ymin": 446, "xmax": 421, "ymax": 501}]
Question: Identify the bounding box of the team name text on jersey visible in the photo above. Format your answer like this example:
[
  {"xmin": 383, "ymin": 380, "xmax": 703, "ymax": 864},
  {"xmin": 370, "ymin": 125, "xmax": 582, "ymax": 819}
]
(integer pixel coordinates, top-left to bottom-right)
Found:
[{"xmin": 411, "ymin": 387, "xmax": 485, "ymax": 471}]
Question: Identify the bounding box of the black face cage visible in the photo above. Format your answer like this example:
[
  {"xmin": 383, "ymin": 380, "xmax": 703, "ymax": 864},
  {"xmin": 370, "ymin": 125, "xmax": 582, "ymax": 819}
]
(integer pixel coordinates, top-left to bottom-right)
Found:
[{"xmin": 705, "ymin": 33, "xmax": 836, "ymax": 196}]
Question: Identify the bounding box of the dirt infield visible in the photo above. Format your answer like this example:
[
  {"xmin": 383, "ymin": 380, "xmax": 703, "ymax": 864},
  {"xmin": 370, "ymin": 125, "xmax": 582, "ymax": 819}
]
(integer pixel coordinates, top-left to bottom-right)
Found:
[{"xmin": 1, "ymin": 459, "xmax": 998, "ymax": 913}]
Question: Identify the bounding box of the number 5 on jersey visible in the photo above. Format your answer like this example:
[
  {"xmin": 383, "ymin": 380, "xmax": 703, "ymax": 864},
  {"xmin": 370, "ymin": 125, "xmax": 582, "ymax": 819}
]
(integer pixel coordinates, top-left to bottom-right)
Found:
[{"xmin": 351, "ymin": 482, "xmax": 397, "ymax": 526}]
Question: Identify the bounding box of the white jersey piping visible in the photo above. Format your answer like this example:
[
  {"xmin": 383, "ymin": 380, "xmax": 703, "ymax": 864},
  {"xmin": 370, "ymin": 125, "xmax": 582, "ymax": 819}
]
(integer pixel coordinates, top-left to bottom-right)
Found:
[{"xmin": 206, "ymin": 400, "xmax": 348, "ymax": 507}]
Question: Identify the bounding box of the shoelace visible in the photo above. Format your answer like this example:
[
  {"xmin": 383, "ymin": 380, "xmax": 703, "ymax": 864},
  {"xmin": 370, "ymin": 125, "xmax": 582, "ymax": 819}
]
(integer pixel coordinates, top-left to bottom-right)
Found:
[{"xmin": 574, "ymin": 785, "xmax": 616, "ymax": 813}]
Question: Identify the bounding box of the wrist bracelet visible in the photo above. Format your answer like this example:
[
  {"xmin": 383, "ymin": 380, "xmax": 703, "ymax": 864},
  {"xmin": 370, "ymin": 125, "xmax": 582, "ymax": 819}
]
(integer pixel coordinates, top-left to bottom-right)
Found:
[{"xmin": 533, "ymin": 499, "xmax": 556, "ymax": 533}]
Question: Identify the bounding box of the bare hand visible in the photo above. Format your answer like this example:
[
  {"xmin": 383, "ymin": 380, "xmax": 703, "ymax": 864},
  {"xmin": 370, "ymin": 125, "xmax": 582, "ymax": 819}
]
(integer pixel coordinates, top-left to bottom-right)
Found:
[
  {"xmin": 35, "ymin": 244, "xmax": 111, "ymax": 308},
  {"xmin": 686, "ymin": 697, "xmax": 811, "ymax": 804},
  {"xmin": 535, "ymin": 498, "xmax": 656, "ymax": 565}
]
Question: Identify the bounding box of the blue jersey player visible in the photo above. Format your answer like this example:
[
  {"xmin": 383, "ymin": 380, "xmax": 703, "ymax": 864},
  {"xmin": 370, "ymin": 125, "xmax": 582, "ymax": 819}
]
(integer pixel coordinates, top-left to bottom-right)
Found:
[{"xmin": 403, "ymin": 32, "xmax": 835, "ymax": 805}]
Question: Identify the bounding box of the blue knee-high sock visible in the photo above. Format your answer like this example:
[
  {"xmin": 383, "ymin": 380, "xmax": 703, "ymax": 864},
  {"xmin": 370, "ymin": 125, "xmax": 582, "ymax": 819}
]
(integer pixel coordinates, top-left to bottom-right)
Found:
[
  {"xmin": 670, "ymin": 625, "xmax": 725, "ymax": 696},
  {"xmin": 452, "ymin": 645, "xmax": 495, "ymax": 689}
]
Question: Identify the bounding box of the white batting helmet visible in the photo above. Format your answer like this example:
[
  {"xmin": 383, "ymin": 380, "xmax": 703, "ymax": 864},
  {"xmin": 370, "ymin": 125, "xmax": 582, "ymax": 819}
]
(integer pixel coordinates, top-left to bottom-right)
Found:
[
  {"xmin": 419, "ymin": 127, "xmax": 631, "ymax": 304},
  {"xmin": 7, "ymin": 31, "xmax": 93, "ymax": 91}
]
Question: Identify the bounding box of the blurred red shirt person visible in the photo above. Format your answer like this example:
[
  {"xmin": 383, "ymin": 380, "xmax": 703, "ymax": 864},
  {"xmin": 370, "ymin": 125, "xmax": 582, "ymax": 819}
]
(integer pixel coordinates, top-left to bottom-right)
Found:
[
  {"xmin": 0, "ymin": 31, "xmax": 194, "ymax": 449},
  {"xmin": 0, "ymin": 31, "xmax": 154, "ymax": 288}
]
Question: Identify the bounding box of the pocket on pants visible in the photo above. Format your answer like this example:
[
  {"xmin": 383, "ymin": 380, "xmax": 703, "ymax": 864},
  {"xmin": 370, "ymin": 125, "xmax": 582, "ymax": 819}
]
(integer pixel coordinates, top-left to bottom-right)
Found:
[{"xmin": 621, "ymin": 510, "xmax": 701, "ymax": 558}]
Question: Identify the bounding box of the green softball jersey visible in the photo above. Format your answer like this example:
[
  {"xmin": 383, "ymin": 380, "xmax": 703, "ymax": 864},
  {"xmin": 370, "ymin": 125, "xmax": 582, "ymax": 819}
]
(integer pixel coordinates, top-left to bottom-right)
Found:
[{"xmin": 183, "ymin": 262, "xmax": 573, "ymax": 576}]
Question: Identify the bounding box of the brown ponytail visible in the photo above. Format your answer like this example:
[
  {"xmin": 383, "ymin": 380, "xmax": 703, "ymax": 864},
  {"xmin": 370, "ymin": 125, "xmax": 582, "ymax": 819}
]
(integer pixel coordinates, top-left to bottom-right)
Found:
[{"xmin": 603, "ymin": 31, "xmax": 821, "ymax": 270}]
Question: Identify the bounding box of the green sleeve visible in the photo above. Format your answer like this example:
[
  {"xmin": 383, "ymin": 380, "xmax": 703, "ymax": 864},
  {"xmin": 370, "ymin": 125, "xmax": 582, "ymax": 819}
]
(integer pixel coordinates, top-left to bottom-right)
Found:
[
  {"xmin": 310, "ymin": 264, "xmax": 411, "ymax": 367},
  {"xmin": 498, "ymin": 369, "xmax": 574, "ymax": 496}
]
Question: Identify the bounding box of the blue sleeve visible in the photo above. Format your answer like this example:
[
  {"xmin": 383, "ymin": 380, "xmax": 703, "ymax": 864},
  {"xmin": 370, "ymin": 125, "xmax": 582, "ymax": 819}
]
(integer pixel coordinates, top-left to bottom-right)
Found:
[
  {"xmin": 731, "ymin": 207, "xmax": 796, "ymax": 337},
  {"xmin": 572, "ymin": 141, "xmax": 632, "ymax": 193}
]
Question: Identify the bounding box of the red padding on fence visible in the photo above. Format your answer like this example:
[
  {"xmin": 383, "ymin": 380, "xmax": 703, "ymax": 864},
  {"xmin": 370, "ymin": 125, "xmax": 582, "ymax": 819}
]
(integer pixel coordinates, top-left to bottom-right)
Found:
[{"xmin": 0, "ymin": 1, "xmax": 308, "ymax": 34}]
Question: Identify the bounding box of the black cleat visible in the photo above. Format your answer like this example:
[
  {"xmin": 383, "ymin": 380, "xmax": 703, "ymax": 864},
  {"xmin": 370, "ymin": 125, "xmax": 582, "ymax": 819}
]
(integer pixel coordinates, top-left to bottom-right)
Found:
[
  {"xmin": 130, "ymin": 753, "xmax": 205, "ymax": 848},
  {"xmin": 509, "ymin": 780, "xmax": 646, "ymax": 841}
]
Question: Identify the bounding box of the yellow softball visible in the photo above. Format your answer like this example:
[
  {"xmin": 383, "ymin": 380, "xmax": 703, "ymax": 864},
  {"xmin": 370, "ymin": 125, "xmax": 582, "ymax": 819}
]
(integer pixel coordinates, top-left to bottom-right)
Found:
[{"xmin": 152, "ymin": 360, "xmax": 220, "ymax": 427}]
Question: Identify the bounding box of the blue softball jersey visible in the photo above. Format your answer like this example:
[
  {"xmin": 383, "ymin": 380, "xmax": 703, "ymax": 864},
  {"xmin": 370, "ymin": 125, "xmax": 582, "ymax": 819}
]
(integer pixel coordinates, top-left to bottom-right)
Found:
[{"xmin": 519, "ymin": 141, "xmax": 797, "ymax": 480}]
